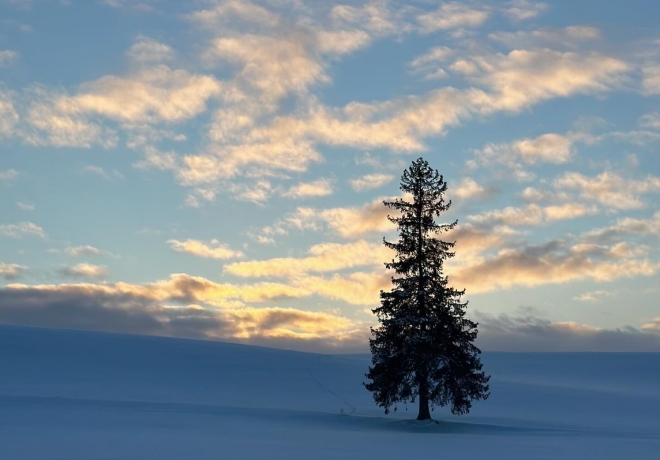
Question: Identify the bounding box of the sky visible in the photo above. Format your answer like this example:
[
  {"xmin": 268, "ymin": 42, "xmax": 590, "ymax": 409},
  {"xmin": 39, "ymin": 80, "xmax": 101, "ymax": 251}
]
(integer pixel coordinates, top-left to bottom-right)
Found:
[{"xmin": 1, "ymin": 0, "xmax": 659, "ymax": 353}]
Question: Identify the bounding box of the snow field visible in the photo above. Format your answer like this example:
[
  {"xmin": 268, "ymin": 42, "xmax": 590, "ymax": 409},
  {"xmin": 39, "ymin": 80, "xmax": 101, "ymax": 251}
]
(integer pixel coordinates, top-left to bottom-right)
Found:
[{"xmin": 1, "ymin": 325, "xmax": 659, "ymax": 459}]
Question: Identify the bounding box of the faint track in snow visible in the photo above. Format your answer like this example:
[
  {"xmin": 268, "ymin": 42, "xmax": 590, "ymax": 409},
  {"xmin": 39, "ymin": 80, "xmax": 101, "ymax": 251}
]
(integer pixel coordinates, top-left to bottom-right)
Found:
[{"xmin": 308, "ymin": 355, "xmax": 356, "ymax": 416}]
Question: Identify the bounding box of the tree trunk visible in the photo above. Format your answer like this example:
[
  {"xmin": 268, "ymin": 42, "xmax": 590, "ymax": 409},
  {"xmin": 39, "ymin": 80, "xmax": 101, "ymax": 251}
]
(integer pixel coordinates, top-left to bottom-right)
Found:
[{"xmin": 417, "ymin": 394, "xmax": 431, "ymax": 420}]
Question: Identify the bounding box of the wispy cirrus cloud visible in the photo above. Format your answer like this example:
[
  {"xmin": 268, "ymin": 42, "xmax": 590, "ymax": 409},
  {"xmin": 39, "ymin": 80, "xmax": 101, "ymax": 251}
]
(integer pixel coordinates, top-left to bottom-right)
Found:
[
  {"xmin": 555, "ymin": 171, "xmax": 660, "ymax": 211},
  {"xmin": 0, "ymin": 50, "xmax": 19, "ymax": 68},
  {"xmin": 642, "ymin": 64, "xmax": 660, "ymax": 95},
  {"xmin": 0, "ymin": 169, "xmax": 18, "ymax": 181},
  {"xmin": 58, "ymin": 263, "xmax": 109, "ymax": 280},
  {"xmin": 126, "ymin": 37, "xmax": 173, "ymax": 64},
  {"xmin": 67, "ymin": 65, "xmax": 222, "ymax": 124},
  {"xmin": 0, "ymin": 89, "xmax": 19, "ymax": 137},
  {"xmin": 168, "ymin": 239, "xmax": 245, "ymax": 260},
  {"xmin": 50, "ymin": 245, "xmax": 117, "ymax": 258},
  {"xmin": 101, "ymin": 0, "xmax": 160, "ymax": 13},
  {"xmin": 470, "ymin": 132, "xmax": 576, "ymax": 179},
  {"xmin": 573, "ymin": 290, "xmax": 612, "ymax": 303},
  {"xmin": 0, "ymin": 262, "xmax": 27, "ymax": 280},
  {"xmin": 349, "ymin": 173, "xmax": 394, "ymax": 192},
  {"xmin": 409, "ymin": 46, "xmax": 453, "ymax": 80},
  {"xmin": 188, "ymin": 0, "xmax": 280, "ymax": 29},
  {"xmin": 16, "ymin": 62, "xmax": 220, "ymax": 148},
  {"xmin": 256, "ymin": 198, "xmax": 392, "ymax": 243},
  {"xmin": 639, "ymin": 112, "xmax": 660, "ymax": 129},
  {"xmin": 467, "ymin": 202, "xmax": 598, "ymax": 227},
  {"xmin": 3, "ymin": 0, "xmax": 631, "ymax": 208},
  {"xmin": 642, "ymin": 318, "xmax": 660, "ymax": 333},
  {"xmin": 0, "ymin": 222, "xmax": 45, "ymax": 238},
  {"xmin": 489, "ymin": 26, "xmax": 600, "ymax": 48},
  {"xmin": 457, "ymin": 49, "xmax": 629, "ymax": 113},
  {"xmin": 82, "ymin": 165, "xmax": 124, "ymax": 180},
  {"xmin": 417, "ymin": 2, "xmax": 490, "ymax": 33},
  {"xmin": 226, "ymin": 240, "xmax": 391, "ymax": 278},
  {"xmin": 502, "ymin": 0, "xmax": 548, "ymax": 21},
  {"xmin": 16, "ymin": 202, "xmax": 34, "ymax": 211},
  {"xmin": 454, "ymin": 178, "xmax": 489, "ymax": 200},
  {"xmin": 282, "ymin": 178, "xmax": 334, "ymax": 199}
]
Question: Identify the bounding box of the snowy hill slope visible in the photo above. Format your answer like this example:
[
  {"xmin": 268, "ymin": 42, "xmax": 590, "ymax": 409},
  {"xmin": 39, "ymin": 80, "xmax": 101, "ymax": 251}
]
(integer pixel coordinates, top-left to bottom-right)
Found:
[{"xmin": 1, "ymin": 325, "xmax": 659, "ymax": 459}]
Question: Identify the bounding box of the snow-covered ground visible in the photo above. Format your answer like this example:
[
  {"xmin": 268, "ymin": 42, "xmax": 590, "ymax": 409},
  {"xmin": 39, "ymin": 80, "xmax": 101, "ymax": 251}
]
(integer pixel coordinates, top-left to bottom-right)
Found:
[{"xmin": 1, "ymin": 325, "xmax": 659, "ymax": 459}]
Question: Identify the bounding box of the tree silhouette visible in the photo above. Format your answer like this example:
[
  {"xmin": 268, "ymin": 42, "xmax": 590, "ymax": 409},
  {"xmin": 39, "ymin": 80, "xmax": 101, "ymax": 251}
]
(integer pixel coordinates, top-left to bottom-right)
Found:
[{"xmin": 365, "ymin": 157, "xmax": 490, "ymax": 420}]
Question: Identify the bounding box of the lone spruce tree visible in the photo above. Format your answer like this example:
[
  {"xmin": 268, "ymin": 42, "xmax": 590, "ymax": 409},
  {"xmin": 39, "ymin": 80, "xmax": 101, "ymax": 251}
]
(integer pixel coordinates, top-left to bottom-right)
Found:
[{"xmin": 365, "ymin": 158, "xmax": 490, "ymax": 420}]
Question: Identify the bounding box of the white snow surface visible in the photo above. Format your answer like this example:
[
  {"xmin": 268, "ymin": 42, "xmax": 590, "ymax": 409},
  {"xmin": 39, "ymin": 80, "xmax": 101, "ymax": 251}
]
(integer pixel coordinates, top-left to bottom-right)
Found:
[{"xmin": 1, "ymin": 325, "xmax": 659, "ymax": 459}]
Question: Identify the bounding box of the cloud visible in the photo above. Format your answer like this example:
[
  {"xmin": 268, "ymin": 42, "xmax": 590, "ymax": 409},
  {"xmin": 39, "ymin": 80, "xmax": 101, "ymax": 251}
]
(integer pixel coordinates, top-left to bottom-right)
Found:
[
  {"xmin": 0, "ymin": 169, "xmax": 18, "ymax": 181},
  {"xmin": 454, "ymin": 178, "xmax": 488, "ymax": 200},
  {"xmin": 188, "ymin": 0, "xmax": 280, "ymax": 29},
  {"xmin": 122, "ymin": 2, "xmax": 631, "ymax": 203},
  {"xmin": 6, "ymin": 280, "xmax": 660, "ymax": 352},
  {"xmin": 489, "ymin": 26, "xmax": 600, "ymax": 48},
  {"xmin": 318, "ymin": 197, "xmax": 396, "ymax": 238},
  {"xmin": 237, "ymin": 181, "xmax": 276, "ymax": 204},
  {"xmin": 204, "ymin": 34, "xmax": 327, "ymax": 103},
  {"xmin": 639, "ymin": 112, "xmax": 660, "ymax": 130},
  {"xmin": 458, "ymin": 49, "xmax": 629, "ymax": 112},
  {"xmin": 583, "ymin": 211, "xmax": 660, "ymax": 241},
  {"xmin": 198, "ymin": 47, "xmax": 629, "ymax": 189},
  {"xmin": 23, "ymin": 88, "xmax": 118, "ymax": 148},
  {"xmin": 417, "ymin": 3, "xmax": 489, "ymax": 33},
  {"xmin": 0, "ymin": 262, "xmax": 27, "ymax": 280},
  {"xmin": 0, "ymin": 222, "xmax": 45, "ymax": 238},
  {"xmin": 58, "ymin": 245, "xmax": 116, "ymax": 258},
  {"xmin": 573, "ymin": 290, "xmax": 612, "ymax": 303},
  {"xmin": 82, "ymin": 165, "xmax": 124, "ymax": 180},
  {"xmin": 168, "ymin": 239, "xmax": 245, "ymax": 260},
  {"xmin": 2, "ymin": 1, "xmax": 634, "ymax": 213},
  {"xmin": 0, "ymin": 89, "xmax": 19, "ymax": 137},
  {"xmin": 101, "ymin": 0, "xmax": 160, "ymax": 12},
  {"xmin": 0, "ymin": 50, "xmax": 18, "ymax": 68},
  {"xmin": 511, "ymin": 133, "xmax": 575, "ymax": 163},
  {"xmin": 475, "ymin": 309, "xmax": 660, "ymax": 352},
  {"xmin": 502, "ymin": 0, "xmax": 548, "ymax": 21},
  {"xmin": 295, "ymin": 271, "xmax": 390, "ymax": 306},
  {"xmin": 282, "ymin": 178, "xmax": 334, "ymax": 198},
  {"xmin": 410, "ymin": 46, "xmax": 453, "ymax": 68},
  {"xmin": 409, "ymin": 46, "xmax": 453, "ymax": 80},
  {"xmin": 555, "ymin": 171, "xmax": 660, "ymax": 210},
  {"xmin": 226, "ymin": 240, "xmax": 391, "ymax": 278},
  {"xmin": 467, "ymin": 203, "xmax": 597, "ymax": 227},
  {"xmin": 642, "ymin": 318, "xmax": 660, "ymax": 333},
  {"xmin": 0, "ymin": 281, "xmax": 365, "ymax": 352},
  {"xmin": 19, "ymin": 64, "xmax": 221, "ymax": 147},
  {"xmin": 469, "ymin": 204, "xmax": 544, "ymax": 226},
  {"xmin": 330, "ymin": 2, "xmax": 410, "ymax": 37},
  {"xmin": 256, "ymin": 196, "xmax": 395, "ymax": 242},
  {"xmin": 71, "ymin": 65, "xmax": 222, "ymax": 124},
  {"xmin": 16, "ymin": 202, "xmax": 35, "ymax": 211},
  {"xmin": 235, "ymin": 87, "xmax": 472, "ymax": 162},
  {"xmin": 445, "ymin": 222, "xmax": 514, "ymax": 257},
  {"xmin": 126, "ymin": 37, "xmax": 173, "ymax": 64},
  {"xmin": 543, "ymin": 203, "xmax": 599, "ymax": 220},
  {"xmin": 177, "ymin": 141, "xmax": 321, "ymax": 187},
  {"xmin": 642, "ymin": 64, "xmax": 660, "ymax": 95},
  {"xmin": 449, "ymin": 240, "xmax": 658, "ymax": 294},
  {"xmin": 316, "ymin": 29, "xmax": 371, "ymax": 55},
  {"xmin": 349, "ymin": 173, "xmax": 394, "ymax": 192},
  {"xmin": 58, "ymin": 263, "xmax": 109, "ymax": 279},
  {"xmin": 5, "ymin": 274, "xmax": 307, "ymax": 308}
]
